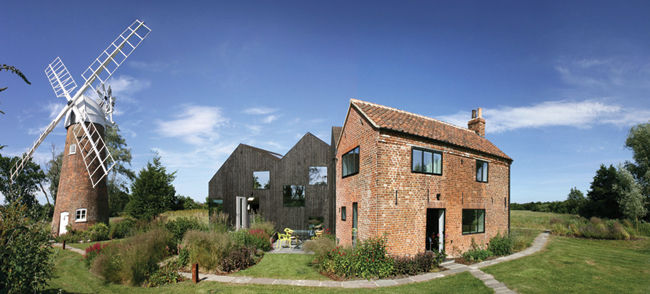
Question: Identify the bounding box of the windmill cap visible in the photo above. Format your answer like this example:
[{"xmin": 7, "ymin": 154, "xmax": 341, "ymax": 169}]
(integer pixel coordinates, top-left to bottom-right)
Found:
[{"xmin": 64, "ymin": 94, "xmax": 108, "ymax": 129}]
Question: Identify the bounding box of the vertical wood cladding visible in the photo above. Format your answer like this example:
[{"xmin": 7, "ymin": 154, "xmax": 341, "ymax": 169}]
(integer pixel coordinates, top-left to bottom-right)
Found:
[
  {"xmin": 336, "ymin": 106, "xmax": 512, "ymax": 257},
  {"xmin": 52, "ymin": 122, "xmax": 109, "ymax": 235},
  {"xmin": 208, "ymin": 133, "xmax": 335, "ymax": 233}
]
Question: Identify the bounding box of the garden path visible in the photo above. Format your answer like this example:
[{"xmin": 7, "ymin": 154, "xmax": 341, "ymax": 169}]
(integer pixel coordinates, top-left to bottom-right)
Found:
[{"xmin": 52, "ymin": 231, "xmax": 550, "ymax": 292}]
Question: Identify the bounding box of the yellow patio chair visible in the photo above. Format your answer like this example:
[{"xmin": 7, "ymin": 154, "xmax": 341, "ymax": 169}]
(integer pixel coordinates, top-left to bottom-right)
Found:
[
  {"xmin": 278, "ymin": 232, "xmax": 291, "ymax": 248},
  {"xmin": 284, "ymin": 228, "xmax": 296, "ymax": 246}
]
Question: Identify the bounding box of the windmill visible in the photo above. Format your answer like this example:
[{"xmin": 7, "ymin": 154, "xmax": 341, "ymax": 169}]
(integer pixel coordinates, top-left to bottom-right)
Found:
[{"xmin": 10, "ymin": 20, "xmax": 151, "ymax": 235}]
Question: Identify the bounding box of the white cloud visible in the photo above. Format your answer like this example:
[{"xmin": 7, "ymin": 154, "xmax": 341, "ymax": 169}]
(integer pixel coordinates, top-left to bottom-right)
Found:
[
  {"xmin": 244, "ymin": 107, "xmax": 278, "ymax": 115},
  {"xmin": 43, "ymin": 102, "xmax": 65, "ymax": 120},
  {"xmin": 103, "ymin": 75, "xmax": 151, "ymax": 104},
  {"xmin": 438, "ymin": 100, "xmax": 649, "ymax": 133},
  {"xmin": 262, "ymin": 115, "xmax": 279, "ymax": 123},
  {"xmin": 155, "ymin": 105, "xmax": 228, "ymax": 145}
]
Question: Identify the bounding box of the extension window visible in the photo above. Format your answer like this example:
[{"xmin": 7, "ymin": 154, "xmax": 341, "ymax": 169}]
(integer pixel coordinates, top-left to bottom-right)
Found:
[{"xmin": 342, "ymin": 146, "xmax": 359, "ymax": 177}]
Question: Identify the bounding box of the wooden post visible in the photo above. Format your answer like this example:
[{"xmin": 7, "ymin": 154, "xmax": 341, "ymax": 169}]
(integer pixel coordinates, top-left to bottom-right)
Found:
[
  {"xmin": 62, "ymin": 240, "xmax": 66, "ymax": 250},
  {"xmin": 192, "ymin": 263, "xmax": 199, "ymax": 283}
]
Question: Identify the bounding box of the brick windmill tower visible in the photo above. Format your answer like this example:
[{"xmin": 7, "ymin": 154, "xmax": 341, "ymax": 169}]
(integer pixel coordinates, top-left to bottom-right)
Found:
[{"xmin": 11, "ymin": 20, "xmax": 151, "ymax": 235}]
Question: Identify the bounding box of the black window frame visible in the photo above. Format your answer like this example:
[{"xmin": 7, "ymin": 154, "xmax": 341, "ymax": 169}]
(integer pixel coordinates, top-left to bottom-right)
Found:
[
  {"xmin": 342, "ymin": 146, "xmax": 360, "ymax": 178},
  {"xmin": 462, "ymin": 209, "xmax": 485, "ymax": 235},
  {"xmin": 341, "ymin": 206, "xmax": 346, "ymax": 221},
  {"xmin": 411, "ymin": 147, "xmax": 443, "ymax": 175},
  {"xmin": 476, "ymin": 160, "xmax": 489, "ymax": 183}
]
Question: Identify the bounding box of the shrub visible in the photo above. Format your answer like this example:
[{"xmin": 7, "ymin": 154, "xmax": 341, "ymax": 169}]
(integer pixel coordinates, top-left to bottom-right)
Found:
[
  {"xmin": 488, "ymin": 232, "xmax": 514, "ymax": 256},
  {"xmin": 209, "ymin": 212, "xmax": 230, "ymax": 233},
  {"xmin": 56, "ymin": 225, "xmax": 86, "ymax": 243},
  {"xmin": 392, "ymin": 251, "xmax": 443, "ymax": 276},
  {"xmin": 324, "ymin": 245, "xmax": 357, "ymax": 278},
  {"xmin": 303, "ymin": 235, "xmax": 337, "ymax": 267},
  {"xmin": 220, "ymin": 245, "xmax": 260, "ymax": 273},
  {"xmin": 143, "ymin": 262, "xmax": 186, "ymax": 287},
  {"xmin": 109, "ymin": 218, "xmax": 136, "ymax": 239},
  {"xmin": 250, "ymin": 215, "xmax": 275, "ymax": 238},
  {"xmin": 0, "ymin": 201, "xmax": 55, "ymax": 293},
  {"xmin": 549, "ymin": 217, "xmax": 564, "ymax": 225},
  {"xmin": 461, "ymin": 238, "xmax": 492, "ymax": 262},
  {"xmin": 88, "ymin": 223, "xmax": 109, "ymax": 241},
  {"xmin": 183, "ymin": 230, "xmax": 232, "ymax": 272},
  {"xmin": 91, "ymin": 228, "xmax": 173, "ymax": 286},
  {"xmin": 177, "ymin": 246, "xmax": 190, "ymax": 267},
  {"xmin": 231, "ymin": 229, "xmax": 272, "ymax": 252},
  {"xmin": 165, "ymin": 216, "xmax": 205, "ymax": 245},
  {"xmin": 84, "ymin": 242, "xmax": 108, "ymax": 268},
  {"xmin": 353, "ymin": 237, "xmax": 394, "ymax": 279}
]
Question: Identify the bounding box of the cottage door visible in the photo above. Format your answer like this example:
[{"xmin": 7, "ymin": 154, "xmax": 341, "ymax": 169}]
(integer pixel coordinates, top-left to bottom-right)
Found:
[
  {"xmin": 235, "ymin": 196, "xmax": 248, "ymax": 230},
  {"xmin": 59, "ymin": 212, "xmax": 69, "ymax": 235},
  {"xmin": 426, "ymin": 209, "xmax": 445, "ymax": 252}
]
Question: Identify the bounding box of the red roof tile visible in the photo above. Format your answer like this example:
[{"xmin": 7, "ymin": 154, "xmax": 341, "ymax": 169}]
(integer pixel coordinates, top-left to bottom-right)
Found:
[{"xmin": 350, "ymin": 99, "xmax": 512, "ymax": 161}]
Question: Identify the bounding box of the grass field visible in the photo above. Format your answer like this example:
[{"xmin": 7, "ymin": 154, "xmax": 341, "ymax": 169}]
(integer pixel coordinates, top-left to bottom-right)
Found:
[
  {"xmin": 230, "ymin": 253, "xmax": 328, "ymax": 280},
  {"xmin": 44, "ymin": 250, "xmax": 492, "ymax": 294},
  {"xmin": 510, "ymin": 210, "xmax": 580, "ymax": 229},
  {"xmin": 483, "ymin": 235, "xmax": 650, "ymax": 293}
]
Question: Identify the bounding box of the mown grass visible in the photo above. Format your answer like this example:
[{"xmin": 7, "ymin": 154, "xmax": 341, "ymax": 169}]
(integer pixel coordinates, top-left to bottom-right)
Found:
[
  {"xmin": 230, "ymin": 253, "xmax": 328, "ymax": 280},
  {"xmin": 483, "ymin": 235, "xmax": 650, "ymax": 294},
  {"xmin": 510, "ymin": 210, "xmax": 580, "ymax": 229},
  {"xmin": 45, "ymin": 250, "xmax": 492, "ymax": 293}
]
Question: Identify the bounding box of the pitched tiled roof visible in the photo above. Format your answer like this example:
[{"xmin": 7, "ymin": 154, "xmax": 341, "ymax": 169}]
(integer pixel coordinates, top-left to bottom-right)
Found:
[{"xmin": 350, "ymin": 99, "xmax": 512, "ymax": 161}]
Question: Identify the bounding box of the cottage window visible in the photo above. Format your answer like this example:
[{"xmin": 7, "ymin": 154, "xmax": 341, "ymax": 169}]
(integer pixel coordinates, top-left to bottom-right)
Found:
[
  {"xmin": 476, "ymin": 160, "xmax": 488, "ymax": 182},
  {"xmin": 309, "ymin": 166, "xmax": 327, "ymax": 185},
  {"xmin": 462, "ymin": 209, "xmax": 485, "ymax": 234},
  {"xmin": 342, "ymin": 146, "xmax": 359, "ymax": 178},
  {"xmin": 411, "ymin": 148, "xmax": 442, "ymax": 175},
  {"xmin": 283, "ymin": 185, "xmax": 305, "ymax": 207},
  {"xmin": 253, "ymin": 171, "xmax": 270, "ymax": 189},
  {"xmin": 75, "ymin": 209, "xmax": 87, "ymax": 222}
]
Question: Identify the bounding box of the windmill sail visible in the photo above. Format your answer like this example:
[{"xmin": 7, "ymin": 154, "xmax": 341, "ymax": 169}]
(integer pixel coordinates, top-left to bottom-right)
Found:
[{"xmin": 10, "ymin": 20, "xmax": 151, "ymax": 187}]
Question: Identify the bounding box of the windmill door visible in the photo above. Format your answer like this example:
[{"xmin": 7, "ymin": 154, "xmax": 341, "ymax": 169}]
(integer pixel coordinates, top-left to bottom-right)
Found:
[
  {"xmin": 59, "ymin": 212, "xmax": 69, "ymax": 235},
  {"xmin": 235, "ymin": 196, "xmax": 248, "ymax": 230}
]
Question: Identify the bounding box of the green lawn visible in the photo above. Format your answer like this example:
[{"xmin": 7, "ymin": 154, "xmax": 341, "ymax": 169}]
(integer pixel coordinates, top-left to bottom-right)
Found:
[
  {"xmin": 231, "ymin": 253, "xmax": 328, "ymax": 280},
  {"xmin": 44, "ymin": 250, "xmax": 493, "ymax": 293},
  {"xmin": 510, "ymin": 210, "xmax": 580, "ymax": 229},
  {"xmin": 483, "ymin": 235, "xmax": 650, "ymax": 294}
]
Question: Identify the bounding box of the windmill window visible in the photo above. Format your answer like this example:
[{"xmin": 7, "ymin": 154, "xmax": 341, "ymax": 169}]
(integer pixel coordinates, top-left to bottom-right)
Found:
[
  {"xmin": 411, "ymin": 147, "xmax": 442, "ymax": 175},
  {"xmin": 476, "ymin": 160, "xmax": 488, "ymax": 182},
  {"xmin": 75, "ymin": 209, "xmax": 87, "ymax": 222},
  {"xmin": 69, "ymin": 144, "xmax": 76, "ymax": 155}
]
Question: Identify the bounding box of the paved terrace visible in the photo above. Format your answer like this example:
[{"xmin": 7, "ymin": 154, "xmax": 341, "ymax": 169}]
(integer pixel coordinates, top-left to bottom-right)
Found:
[{"xmin": 54, "ymin": 231, "xmax": 550, "ymax": 292}]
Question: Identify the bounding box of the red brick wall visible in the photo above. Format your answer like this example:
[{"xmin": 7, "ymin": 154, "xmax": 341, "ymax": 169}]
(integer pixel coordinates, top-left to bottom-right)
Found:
[
  {"xmin": 336, "ymin": 106, "xmax": 510, "ymax": 257},
  {"xmin": 51, "ymin": 122, "xmax": 109, "ymax": 235}
]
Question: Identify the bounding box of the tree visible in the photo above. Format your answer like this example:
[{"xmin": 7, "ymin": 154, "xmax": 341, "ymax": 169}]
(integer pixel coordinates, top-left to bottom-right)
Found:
[
  {"xmin": 1, "ymin": 64, "xmax": 31, "ymax": 114},
  {"xmin": 580, "ymin": 164, "xmax": 622, "ymax": 219},
  {"xmin": 566, "ymin": 187, "xmax": 585, "ymax": 215},
  {"xmin": 0, "ymin": 146, "xmax": 46, "ymax": 218},
  {"xmin": 125, "ymin": 154, "xmax": 177, "ymax": 220},
  {"xmin": 105, "ymin": 125, "xmax": 135, "ymax": 216},
  {"xmin": 614, "ymin": 164, "xmax": 648, "ymax": 229},
  {"xmin": 624, "ymin": 121, "xmax": 650, "ymax": 220},
  {"xmin": 44, "ymin": 144, "xmax": 63, "ymax": 204}
]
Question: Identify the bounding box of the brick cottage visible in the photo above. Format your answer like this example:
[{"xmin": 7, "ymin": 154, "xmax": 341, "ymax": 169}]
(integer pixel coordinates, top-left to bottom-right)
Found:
[{"xmin": 335, "ymin": 99, "xmax": 512, "ymax": 257}]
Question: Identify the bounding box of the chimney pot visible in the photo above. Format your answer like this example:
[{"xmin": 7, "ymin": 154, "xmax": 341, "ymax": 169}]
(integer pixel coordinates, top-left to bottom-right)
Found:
[
  {"xmin": 471, "ymin": 109, "xmax": 477, "ymax": 119},
  {"xmin": 477, "ymin": 107, "xmax": 482, "ymax": 118}
]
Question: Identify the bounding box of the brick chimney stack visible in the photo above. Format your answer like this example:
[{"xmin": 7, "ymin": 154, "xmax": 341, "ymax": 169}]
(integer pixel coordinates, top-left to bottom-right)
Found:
[{"xmin": 468, "ymin": 107, "xmax": 486, "ymax": 137}]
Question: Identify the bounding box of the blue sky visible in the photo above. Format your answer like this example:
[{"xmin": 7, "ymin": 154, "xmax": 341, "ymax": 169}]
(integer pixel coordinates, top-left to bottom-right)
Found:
[{"xmin": 2, "ymin": 1, "xmax": 650, "ymax": 205}]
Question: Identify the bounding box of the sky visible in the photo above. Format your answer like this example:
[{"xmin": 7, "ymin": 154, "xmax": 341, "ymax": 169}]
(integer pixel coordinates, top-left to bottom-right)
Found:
[{"xmin": 2, "ymin": 1, "xmax": 650, "ymax": 205}]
